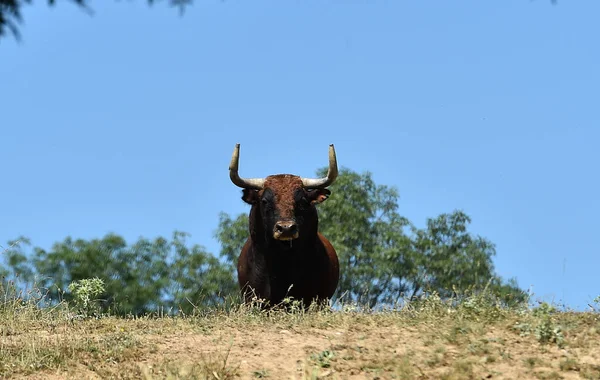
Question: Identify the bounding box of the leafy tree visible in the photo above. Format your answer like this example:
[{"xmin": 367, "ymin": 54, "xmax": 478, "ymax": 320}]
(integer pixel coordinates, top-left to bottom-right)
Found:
[
  {"xmin": 169, "ymin": 231, "xmax": 237, "ymax": 313},
  {"xmin": 215, "ymin": 167, "xmax": 527, "ymax": 308},
  {"xmin": 214, "ymin": 212, "xmax": 249, "ymax": 266},
  {"xmin": 410, "ymin": 211, "xmax": 526, "ymax": 305},
  {"xmin": 29, "ymin": 233, "xmax": 171, "ymax": 314},
  {"xmin": 314, "ymin": 168, "xmax": 413, "ymax": 307},
  {"xmin": 1, "ymin": 168, "xmax": 526, "ymax": 313},
  {"xmin": 0, "ymin": 0, "xmax": 191, "ymax": 41},
  {"xmin": 0, "ymin": 231, "xmax": 236, "ymax": 315},
  {"xmin": 0, "ymin": 236, "xmax": 34, "ymax": 284}
]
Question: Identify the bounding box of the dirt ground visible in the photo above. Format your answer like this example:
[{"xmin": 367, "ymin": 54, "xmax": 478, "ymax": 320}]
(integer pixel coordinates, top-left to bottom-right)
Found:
[{"xmin": 5, "ymin": 309, "xmax": 599, "ymax": 380}]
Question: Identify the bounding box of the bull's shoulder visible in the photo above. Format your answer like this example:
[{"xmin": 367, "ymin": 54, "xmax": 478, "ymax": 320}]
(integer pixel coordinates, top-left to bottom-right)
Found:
[
  {"xmin": 317, "ymin": 233, "xmax": 339, "ymax": 268},
  {"xmin": 317, "ymin": 233, "xmax": 335, "ymax": 253},
  {"xmin": 316, "ymin": 232, "xmax": 340, "ymax": 296}
]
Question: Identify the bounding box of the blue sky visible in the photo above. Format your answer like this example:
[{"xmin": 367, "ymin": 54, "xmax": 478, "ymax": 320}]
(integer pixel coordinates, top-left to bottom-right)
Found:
[{"xmin": 1, "ymin": 0, "xmax": 598, "ymax": 310}]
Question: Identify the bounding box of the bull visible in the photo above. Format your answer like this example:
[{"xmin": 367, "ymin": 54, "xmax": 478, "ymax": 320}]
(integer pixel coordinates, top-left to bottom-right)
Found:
[{"xmin": 229, "ymin": 143, "xmax": 340, "ymax": 309}]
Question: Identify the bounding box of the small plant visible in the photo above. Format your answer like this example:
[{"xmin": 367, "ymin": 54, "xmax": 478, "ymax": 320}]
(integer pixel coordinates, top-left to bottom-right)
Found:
[
  {"xmin": 198, "ymin": 343, "xmax": 239, "ymax": 380},
  {"xmin": 310, "ymin": 349, "xmax": 335, "ymax": 368},
  {"xmin": 559, "ymin": 357, "xmax": 579, "ymax": 372},
  {"xmin": 524, "ymin": 357, "xmax": 540, "ymax": 369},
  {"xmin": 515, "ymin": 302, "xmax": 565, "ymax": 347},
  {"xmin": 454, "ymin": 283, "xmax": 510, "ymax": 322},
  {"xmin": 67, "ymin": 277, "xmax": 105, "ymax": 318},
  {"xmin": 532, "ymin": 302, "xmax": 564, "ymax": 347},
  {"xmin": 253, "ymin": 368, "xmax": 269, "ymax": 378}
]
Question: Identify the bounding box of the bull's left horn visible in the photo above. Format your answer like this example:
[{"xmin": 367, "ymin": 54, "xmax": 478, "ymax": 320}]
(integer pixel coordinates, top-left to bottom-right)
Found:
[
  {"xmin": 301, "ymin": 144, "xmax": 338, "ymax": 189},
  {"xmin": 229, "ymin": 143, "xmax": 266, "ymax": 190}
]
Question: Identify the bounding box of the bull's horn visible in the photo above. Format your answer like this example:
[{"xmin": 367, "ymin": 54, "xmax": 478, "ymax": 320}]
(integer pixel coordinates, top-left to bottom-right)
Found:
[
  {"xmin": 229, "ymin": 143, "xmax": 265, "ymax": 190},
  {"xmin": 301, "ymin": 144, "xmax": 338, "ymax": 189}
]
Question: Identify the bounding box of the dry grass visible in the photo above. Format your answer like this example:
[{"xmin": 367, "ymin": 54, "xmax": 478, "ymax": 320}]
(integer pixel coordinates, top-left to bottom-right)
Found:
[{"xmin": 1, "ymin": 285, "xmax": 600, "ymax": 379}]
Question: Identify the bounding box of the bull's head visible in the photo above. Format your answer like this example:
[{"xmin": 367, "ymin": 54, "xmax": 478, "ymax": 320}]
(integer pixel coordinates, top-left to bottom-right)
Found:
[{"xmin": 229, "ymin": 144, "xmax": 338, "ymax": 243}]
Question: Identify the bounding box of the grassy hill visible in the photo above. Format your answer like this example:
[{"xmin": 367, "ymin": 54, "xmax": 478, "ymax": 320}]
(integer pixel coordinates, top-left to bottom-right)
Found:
[{"xmin": 1, "ymin": 283, "xmax": 599, "ymax": 379}]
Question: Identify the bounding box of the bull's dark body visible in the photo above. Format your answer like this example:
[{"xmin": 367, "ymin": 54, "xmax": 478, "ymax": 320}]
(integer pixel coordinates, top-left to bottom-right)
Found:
[{"xmin": 238, "ymin": 231, "xmax": 339, "ymax": 307}]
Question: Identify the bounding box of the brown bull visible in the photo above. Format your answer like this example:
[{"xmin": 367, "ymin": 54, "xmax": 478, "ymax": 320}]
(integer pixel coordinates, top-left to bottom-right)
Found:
[{"xmin": 229, "ymin": 143, "xmax": 340, "ymax": 308}]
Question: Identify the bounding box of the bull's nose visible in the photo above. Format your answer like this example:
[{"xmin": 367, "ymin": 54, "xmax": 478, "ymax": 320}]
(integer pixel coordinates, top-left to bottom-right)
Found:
[
  {"xmin": 275, "ymin": 221, "xmax": 297, "ymax": 234},
  {"xmin": 274, "ymin": 220, "xmax": 298, "ymax": 239}
]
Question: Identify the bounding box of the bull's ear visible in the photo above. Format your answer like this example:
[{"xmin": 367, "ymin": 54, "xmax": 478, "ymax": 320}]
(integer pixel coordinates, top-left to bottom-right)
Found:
[
  {"xmin": 242, "ymin": 189, "xmax": 259, "ymax": 204},
  {"xmin": 308, "ymin": 189, "xmax": 331, "ymax": 205}
]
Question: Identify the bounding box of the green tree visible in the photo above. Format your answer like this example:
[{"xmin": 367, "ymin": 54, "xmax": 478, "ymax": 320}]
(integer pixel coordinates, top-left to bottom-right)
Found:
[
  {"xmin": 410, "ymin": 211, "xmax": 526, "ymax": 305},
  {"xmin": 1, "ymin": 168, "xmax": 526, "ymax": 312},
  {"xmin": 30, "ymin": 233, "xmax": 170, "ymax": 314},
  {"xmin": 169, "ymin": 231, "xmax": 237, "ymax": 313},
  {"xmin": 1, "ymin": 231, "xmax": 237, "ymax": 315},
  {"xmin": 214, "ymin": 212, "xmax": 249, "ymax": 266},
  {"xmin": 0, "ymin": 236, "xmax": 35, "ymax": 283},
  {"xmin": 314, "ymin": 168, "xmax": 413, "ymax": 307},
  {"xmin": 215, "ymin": 167, "xmax": 527, "ymax": 308}
]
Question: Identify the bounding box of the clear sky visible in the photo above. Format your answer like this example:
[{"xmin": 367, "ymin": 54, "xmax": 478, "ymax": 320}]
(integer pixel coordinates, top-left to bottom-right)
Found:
[{"xmin": 1, "ymin": 0, "xmax": 598, "ymax": 310}]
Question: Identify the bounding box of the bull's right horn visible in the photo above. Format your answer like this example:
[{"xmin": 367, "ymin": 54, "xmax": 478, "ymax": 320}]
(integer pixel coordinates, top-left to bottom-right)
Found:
[
  {"xmin": 229, "ymin": 143, "xmax": 266, "ymax": 190},
  {"xmin": 301, "ymin": 144, "xmax": 338, "ymax": 189}
]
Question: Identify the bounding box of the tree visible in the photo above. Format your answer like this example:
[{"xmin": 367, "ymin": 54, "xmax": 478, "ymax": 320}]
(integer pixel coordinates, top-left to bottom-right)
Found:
[
  {"xmin": 0, "ymin": 231, "xmax": 237, "ymax": 315},
  {"xmin": 169, "ymin": 230, "xmax": 237, "ymax": 313},
  {"xmin": 0, "ymin": 0, "xmax": 191, "ymax": 41},
  {"xmin": 214, "ymin": 212, "xmax": 249, "ymax": 266},
  {"xmin": 313, "ymin": 168, "xmax": 412, "ymax": 307},
  {"xmin": 215, "ymin": 167, "xmax": 527, "ymax": 308},
  {"xmin": 410, "ymin": 211, "xmax": 526, "ymax": 306},
  {"xmin": 1, "ymin": 167, "xmax": 526, "ymax": 313}
]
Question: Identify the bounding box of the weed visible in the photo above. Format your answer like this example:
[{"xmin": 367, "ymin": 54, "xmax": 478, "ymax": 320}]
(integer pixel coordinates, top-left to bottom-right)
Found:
[
  {"xmin": 533, "ymin": 302, "xmax": 565, "ymax": 347},
  {"xmin": 253, "ymin": 368, "xmax": 269, "ymax": 378},
  {"xmin": 533, "ymin": 371, "xmax": 562, "ymax": 380},
  {"xmin": 559, "ymin": 357, "xmax": 580, "ymax": 371},
  {"xmin": 68, "ymin": 277, "xmax": 105, "ymax": 318},
  {"xmin": 524, "ymin": 357, "xmax": 541, "ymax": 369},
  {"xmin": 310, "ymin": 349, "xmax": 335, "ymax": 368}
]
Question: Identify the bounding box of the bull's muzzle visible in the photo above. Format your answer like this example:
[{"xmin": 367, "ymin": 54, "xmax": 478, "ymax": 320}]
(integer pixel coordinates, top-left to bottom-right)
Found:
[{"xmin": 273, "ymin": 220, "xmax": 299, "ymax": 241}]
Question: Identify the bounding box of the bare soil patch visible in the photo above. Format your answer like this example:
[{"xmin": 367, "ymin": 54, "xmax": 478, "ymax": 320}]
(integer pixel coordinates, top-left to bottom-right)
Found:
[{"xmin": 2, "ymin": 305, "xmax": 600, "ymax": 379}]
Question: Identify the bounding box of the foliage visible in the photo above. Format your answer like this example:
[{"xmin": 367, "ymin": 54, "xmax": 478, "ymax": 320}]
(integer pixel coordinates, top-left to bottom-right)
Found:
[
  {"xmin": 0, "ymin": 0, "xmax": 192, "ymax": 41},
  {"xmin": 169, "ymin": 231, "xmax": 237, "ymax": 313},
  {"xmin": 409, "ymin": 211, "xmax": 527, "ymax": 307},
  {"xmin": 314, "ymin": 168, "xmax": 413, "ymax": 307},
  {"xmin": 1, "ymin": 167, "xmax": 527, "ymax": 312},
  {"xmin": 0, "ymin": 231, "xmax": 236, "ymax": 316},
  {"xmin": 216, "ymin": 167, "xmax": 527, "ymax": 308},
  {"xmin": 68, "ymin": 277, "xmax": 105, "ymax": 318},
  {"xmin": 532, "ymin": 302, "xmax": 565, "ymax": 347},
  {"xmin": 214, "ymin": 212, "xmax": 249, "ymax": 266},
  {"xmin": 513, "ymin": 302, "xmax": 565, "ymax": 347},
  {"xmin": 308, "ymin": 167, "xmax": 526, "ymax": 307}
]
